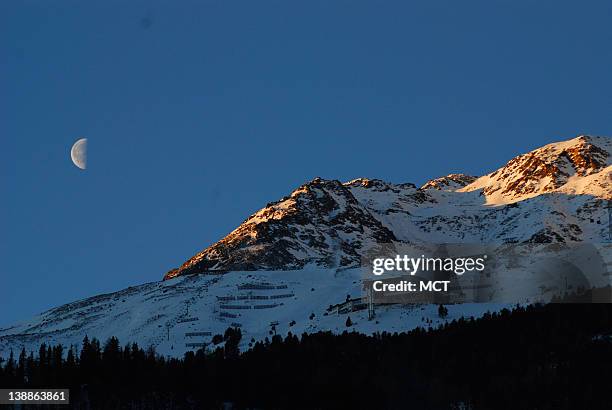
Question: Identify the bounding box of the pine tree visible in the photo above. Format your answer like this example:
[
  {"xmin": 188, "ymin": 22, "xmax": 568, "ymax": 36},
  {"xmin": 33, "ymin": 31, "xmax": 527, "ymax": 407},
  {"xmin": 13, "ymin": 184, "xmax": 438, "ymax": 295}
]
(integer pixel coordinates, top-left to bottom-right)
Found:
[
  {"xmin": 25, "ymin": 352, "xmax": 34, "ymax": 386},
  {"xmin": 66, "ymin": 346, "xmax": 76, "ymax": 368},
  {"xmin": 80, "ymin": 336, "xmax": 90, "ymax": 362},
  {"xmin": 103, "ymin": 337, "xmax": 121, "ymax": 363},
  {"xmin": 17, "ymin": 348, "xmax": 26, "ymax": 386},
  {"xmin": 438, "ymin": 304, "xmax": 448, "ymax": 319},
  {"xmin": 5, "ymin": 350, "xmax": 15, "ymax": 382}
]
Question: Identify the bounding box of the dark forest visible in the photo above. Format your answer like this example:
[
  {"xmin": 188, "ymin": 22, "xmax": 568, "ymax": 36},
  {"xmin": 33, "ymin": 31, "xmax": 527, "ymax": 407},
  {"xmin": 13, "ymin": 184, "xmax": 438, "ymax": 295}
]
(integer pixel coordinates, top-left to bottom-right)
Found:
[{"xmin": 2, "ymin": 302, "xmax": 612, "ymax": 409}]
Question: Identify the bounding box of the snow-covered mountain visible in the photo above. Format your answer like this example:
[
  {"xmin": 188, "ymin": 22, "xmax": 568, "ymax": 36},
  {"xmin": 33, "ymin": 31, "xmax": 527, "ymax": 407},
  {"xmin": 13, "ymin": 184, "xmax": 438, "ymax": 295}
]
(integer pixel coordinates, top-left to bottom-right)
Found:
[
  {"xmin": 461, "ymin": 135, "xmax": 612, "ymax": 204},
  {"xmin": 168, "ymin": 135, "xmax": 611, "ymax": 278},
  {"xmin": 1, "ymin": 135, "xmax": 610, "ymax": 358}
]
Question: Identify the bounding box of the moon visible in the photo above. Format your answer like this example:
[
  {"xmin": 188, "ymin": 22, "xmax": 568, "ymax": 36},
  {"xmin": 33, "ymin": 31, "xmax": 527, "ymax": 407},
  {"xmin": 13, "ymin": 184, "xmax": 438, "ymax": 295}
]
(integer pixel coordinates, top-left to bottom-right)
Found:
[{"xmin": 71, "ymin": 138, "xmax": 87, "ymax": 170}]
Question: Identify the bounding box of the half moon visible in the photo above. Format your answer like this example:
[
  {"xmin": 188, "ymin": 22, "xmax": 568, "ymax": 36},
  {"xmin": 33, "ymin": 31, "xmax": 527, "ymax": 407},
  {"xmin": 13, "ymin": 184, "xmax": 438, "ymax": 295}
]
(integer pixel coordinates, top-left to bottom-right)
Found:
[{"xmin": 71, "ymin": 138, "xmax": 87, "ymax": 170}]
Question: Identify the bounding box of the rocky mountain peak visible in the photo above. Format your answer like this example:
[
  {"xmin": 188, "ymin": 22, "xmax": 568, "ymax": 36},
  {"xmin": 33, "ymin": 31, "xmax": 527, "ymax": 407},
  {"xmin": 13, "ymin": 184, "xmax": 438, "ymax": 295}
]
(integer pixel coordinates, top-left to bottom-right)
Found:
[
  {"xmin": 558, "ymin": 135, "xmax": 610, "ymax": 174},
  {"xmin": 165, "ymin": 136, "xmax": 611, "ymax": 280},
  {"xmin": 165, "ymin": 177, "xmax": 397, "ymax": 279},
  {"xmin": 344, "ymin": 178, "xmax": 418, "ymax": 192},
  {"xmin": 421, "ymin": 174, "xmax": 478, "ymax": 191},
  {"xmin": 461, "ymin": 135, "xmax": 611, "ymax": 203}
]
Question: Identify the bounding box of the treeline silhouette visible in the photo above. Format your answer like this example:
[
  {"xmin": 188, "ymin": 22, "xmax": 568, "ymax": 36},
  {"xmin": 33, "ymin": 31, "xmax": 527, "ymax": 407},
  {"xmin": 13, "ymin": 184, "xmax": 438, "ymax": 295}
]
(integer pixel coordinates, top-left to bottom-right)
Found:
[{"xmin": 2, "ymin": 304, "xmax": 612, "ymax": 409}]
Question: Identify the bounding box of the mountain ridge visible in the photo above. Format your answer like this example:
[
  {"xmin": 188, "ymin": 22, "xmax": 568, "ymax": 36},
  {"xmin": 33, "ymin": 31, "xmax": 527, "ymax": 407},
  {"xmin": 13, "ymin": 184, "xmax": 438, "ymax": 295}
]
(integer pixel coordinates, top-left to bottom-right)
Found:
[{"xmin": 166, "ymin": 135, "xmax": 611, "ymax": 279}]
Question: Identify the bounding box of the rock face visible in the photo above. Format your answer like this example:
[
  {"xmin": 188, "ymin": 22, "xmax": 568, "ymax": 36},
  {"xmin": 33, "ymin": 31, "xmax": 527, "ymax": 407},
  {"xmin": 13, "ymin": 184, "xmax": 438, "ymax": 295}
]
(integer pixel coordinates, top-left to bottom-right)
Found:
[
  {"xmin": 166, "ymin": 135, "xmax": 612, "ymax": 279},
  {"xmin": 169, "ymin": 178, "xmax": 398, "ymax": 278},
  {"xmin": 461, "ymin": 135, "xmax": 612, "ymax": 203},
  {"xmin": 421, "ymin": 174, "xmax": 478, "ymax": 191}
]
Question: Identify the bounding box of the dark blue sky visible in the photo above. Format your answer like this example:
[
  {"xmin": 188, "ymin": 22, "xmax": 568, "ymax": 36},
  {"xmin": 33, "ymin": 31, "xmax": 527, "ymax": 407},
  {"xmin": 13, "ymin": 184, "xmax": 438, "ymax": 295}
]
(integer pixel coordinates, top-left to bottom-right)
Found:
[{"xmin": 1, "ymin": 1, "xmax": 611, "ymax": 326}]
